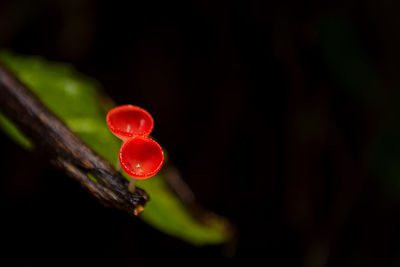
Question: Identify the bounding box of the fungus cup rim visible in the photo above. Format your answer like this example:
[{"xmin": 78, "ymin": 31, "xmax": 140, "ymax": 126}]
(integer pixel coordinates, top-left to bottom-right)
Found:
[
  {"xmin": 119, "ymin": 136, "xmax": 164, "ymax": 179},
  {"xmin": 106, "ymin": 105, "xmax": 154, "ymax": 140}
]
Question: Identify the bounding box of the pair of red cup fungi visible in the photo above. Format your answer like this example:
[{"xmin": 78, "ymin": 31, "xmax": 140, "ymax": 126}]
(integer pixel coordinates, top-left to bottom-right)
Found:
[{"xmin": 106, "ymin": 105, "xmax": 164, "ymax": 179}]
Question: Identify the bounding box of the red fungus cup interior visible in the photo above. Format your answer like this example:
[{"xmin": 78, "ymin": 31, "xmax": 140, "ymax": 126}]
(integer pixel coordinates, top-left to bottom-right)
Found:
[
  {"xmin": 119, "ymin": 136, "xmax": 164, "ymax": 179},
  {"xmin": 106, "ymin": 105, "xmax": 154, "ymax": 141}
]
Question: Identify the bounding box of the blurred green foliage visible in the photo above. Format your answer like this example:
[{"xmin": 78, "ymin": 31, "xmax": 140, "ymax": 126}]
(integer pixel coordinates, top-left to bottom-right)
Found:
[
  {"xmin": 319, "ymin": 17, "xmax": 380, "ymax": 102},
  {"xmin": 0, "ymin": 51, "xmax": 229, "ymax": 246},
  {"xmin": 319, "ymin": 17, "xmax": 400, "ymax": 198}
]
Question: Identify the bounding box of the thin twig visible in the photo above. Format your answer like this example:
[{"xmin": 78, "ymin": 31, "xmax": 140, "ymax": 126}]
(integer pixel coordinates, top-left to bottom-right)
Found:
[{"xmin": 0, "ymin": 62, "xmax": 149, "ymax": 216}]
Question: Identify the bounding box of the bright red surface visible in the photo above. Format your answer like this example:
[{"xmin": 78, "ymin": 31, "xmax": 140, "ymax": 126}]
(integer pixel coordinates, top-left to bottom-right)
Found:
[
  {"xmin": 119, "ymin": 136, "xmax": 164, "ymax": 179},
  {"xmin": 106, "ymin": 105, "xmax": 154, "ymax": 141}
]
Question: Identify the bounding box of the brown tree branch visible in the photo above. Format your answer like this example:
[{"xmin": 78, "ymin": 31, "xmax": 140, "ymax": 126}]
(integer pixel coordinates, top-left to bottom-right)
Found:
[{"xmin": 0, "ymin": 62, "xmax": 149, "ymax": 216}]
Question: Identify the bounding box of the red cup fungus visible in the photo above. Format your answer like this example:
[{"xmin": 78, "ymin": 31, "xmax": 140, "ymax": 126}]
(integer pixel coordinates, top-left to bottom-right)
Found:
[
  {"xmin": 106, "ymin": 105, "xmax": 154, "ymax": 142},
  {"xmin": 106, "ymin": 105, "xmax": 164, "ymax": 180},
  {"xmin": 119, "ymin": 136, "xmax": 164, "ymax": 179}
]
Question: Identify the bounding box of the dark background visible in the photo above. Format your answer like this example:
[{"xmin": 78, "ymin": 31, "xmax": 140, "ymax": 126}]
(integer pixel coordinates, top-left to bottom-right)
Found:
[{"xmin": 1, "ymin": 0, "xmax": 400, "ymax": 266}]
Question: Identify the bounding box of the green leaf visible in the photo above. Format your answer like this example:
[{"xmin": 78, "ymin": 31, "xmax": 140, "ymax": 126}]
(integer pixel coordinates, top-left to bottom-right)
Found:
[
  {"xmin": 0, "ymin": 112, "xmax": 33, "ymax": 149},
  {"xmin": 0, "ymin": 51, "xmax": 230, "ymax": 246}
]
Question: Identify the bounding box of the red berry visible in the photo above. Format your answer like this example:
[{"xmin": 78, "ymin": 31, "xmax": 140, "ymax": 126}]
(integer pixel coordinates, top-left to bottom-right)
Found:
[
  {"xmin": 119, "ymin": 136, "xmax": 164, "ymax": 179},
  {"xmin": 106, "ymin": 105, "xmax": 154, "ymax": 141}
]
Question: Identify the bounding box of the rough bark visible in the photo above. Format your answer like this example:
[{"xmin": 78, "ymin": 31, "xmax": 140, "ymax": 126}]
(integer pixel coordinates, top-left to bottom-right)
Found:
[{"xmin": 0, "ymin": 62, "xmax": 149, "ymax": 216}]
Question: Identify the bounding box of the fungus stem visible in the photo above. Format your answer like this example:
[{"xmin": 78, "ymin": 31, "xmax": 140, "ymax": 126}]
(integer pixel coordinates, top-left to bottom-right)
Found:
[
  {"xmin": 116, "ymin": 158, "xmax": 122, "ymax": 171},
  {"xmin": 115, "ymin": 139, "xmax": 123, "ymax": 171},
  {"xmin": 128, "ymin": 178, "xmax": 137, "ymax": 193},
  {"xmin": 116, "ymin": 154, "xmax": 136, "ymax": 192}
]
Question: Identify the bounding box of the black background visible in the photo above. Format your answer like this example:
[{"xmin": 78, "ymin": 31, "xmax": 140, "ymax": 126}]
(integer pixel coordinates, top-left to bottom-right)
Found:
[{"xmin": 1, "ymin": 0, "xmax": 400, "ymax": 266}]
